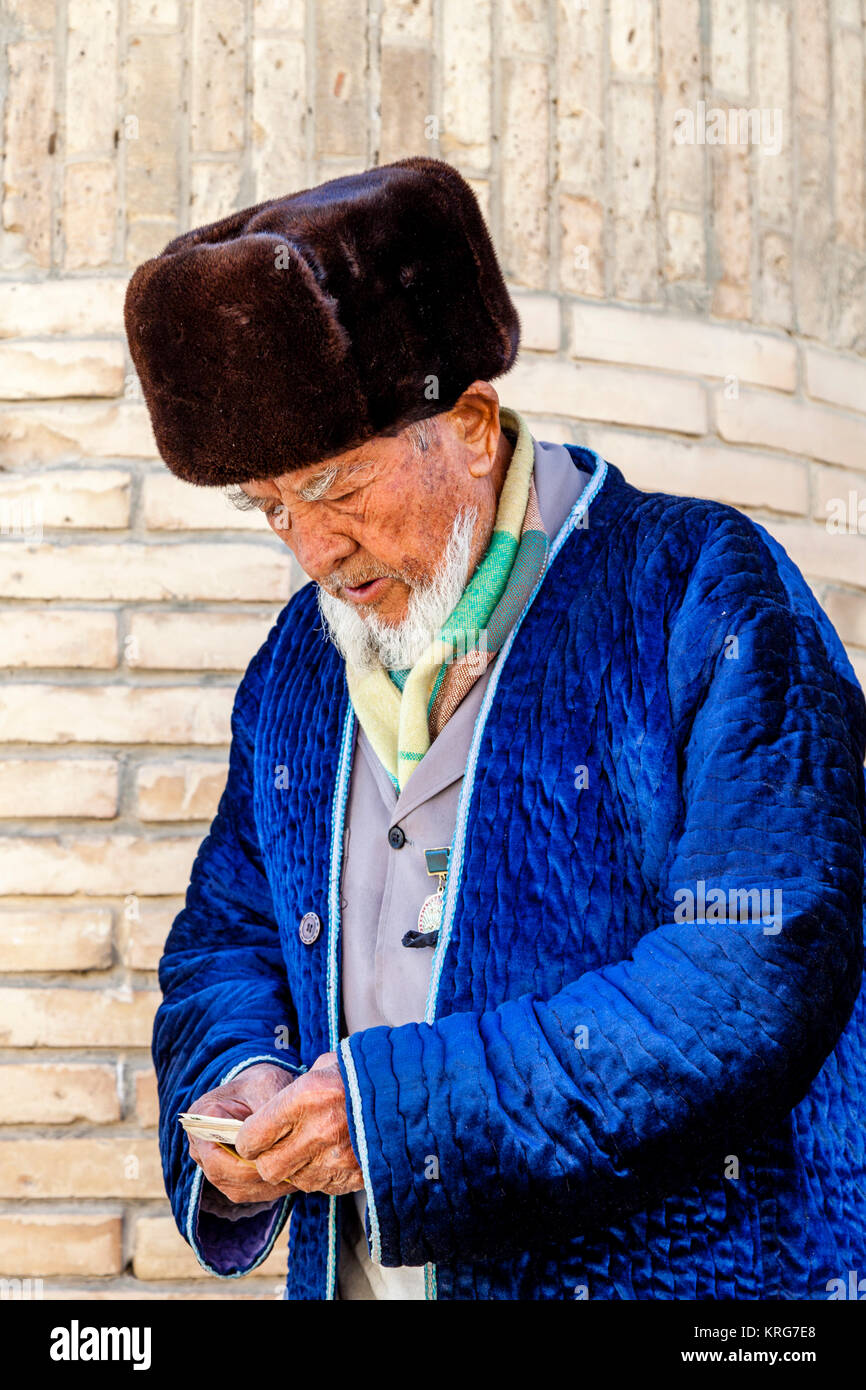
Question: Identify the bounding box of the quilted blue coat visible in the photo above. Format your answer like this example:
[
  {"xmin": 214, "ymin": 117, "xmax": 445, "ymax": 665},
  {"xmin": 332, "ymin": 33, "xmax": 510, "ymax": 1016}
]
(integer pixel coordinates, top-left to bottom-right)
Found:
[{"xmin": 154, "ymin": 447, "xmax": 866, "ymax": 1300}]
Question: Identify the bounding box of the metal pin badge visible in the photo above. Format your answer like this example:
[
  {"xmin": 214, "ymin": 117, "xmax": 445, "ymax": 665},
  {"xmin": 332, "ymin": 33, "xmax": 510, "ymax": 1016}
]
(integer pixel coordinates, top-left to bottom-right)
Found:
[{"xmin": 402, "ymin": 846, "xmax": 451, "ymax": 948}]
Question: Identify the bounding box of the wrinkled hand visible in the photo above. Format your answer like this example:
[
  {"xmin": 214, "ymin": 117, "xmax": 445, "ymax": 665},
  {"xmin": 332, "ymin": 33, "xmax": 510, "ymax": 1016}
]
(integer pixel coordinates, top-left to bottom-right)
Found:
[
  {"xmin": 235, "ymin": 1051, "xmax": 365, "ymax": 1196},
  {"xmin": 186, "ymin": 1062, "xmax": 299, "ymax": 1205}
]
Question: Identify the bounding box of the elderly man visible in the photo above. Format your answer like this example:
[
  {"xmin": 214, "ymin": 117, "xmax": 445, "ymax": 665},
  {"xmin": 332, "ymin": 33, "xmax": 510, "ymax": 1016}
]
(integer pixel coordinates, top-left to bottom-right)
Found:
[{"xmin": 126, "ymin": 157, "xmax": 866, "ymax": 1301}]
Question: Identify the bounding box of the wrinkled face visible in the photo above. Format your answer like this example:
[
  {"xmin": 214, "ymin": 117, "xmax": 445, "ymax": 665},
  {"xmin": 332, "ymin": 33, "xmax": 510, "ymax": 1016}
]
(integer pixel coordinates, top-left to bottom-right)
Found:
[{"xmin": 229, "ymin": 382, "xmax": 510, "ymax": 628}]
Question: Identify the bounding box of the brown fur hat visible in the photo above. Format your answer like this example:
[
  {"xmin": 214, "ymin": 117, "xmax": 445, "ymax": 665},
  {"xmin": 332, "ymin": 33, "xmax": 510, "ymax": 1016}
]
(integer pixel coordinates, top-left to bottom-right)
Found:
[{"xmin": 124, "ymin": 157, "xmax": 521, "ymax": 487}]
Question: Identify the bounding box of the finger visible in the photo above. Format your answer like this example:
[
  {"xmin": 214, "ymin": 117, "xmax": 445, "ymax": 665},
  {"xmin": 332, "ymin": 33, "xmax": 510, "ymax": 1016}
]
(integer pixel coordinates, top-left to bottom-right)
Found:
[
  {"xmin": 252, "ymin": 1129, "xmax": 317, "ymax": 1185},
  {"xmin": 213, "ymin": 1141, "xmax": 257, "ymax": 1167},
  {"xmin": 266, "ymin": 1155, "xmax": 321, "ymax": 1192},
  {"xmin": 309, "ymin": 1051, "xmax": 338, "ymax": 1071},
  {"xmin": 262, "ymin": 1147, "xmax": 363, "ymax": 1196},
  {"xmin": 193, "ymin": 1139, "xmax": 294, "ymax": 1201},
  {"xmin": 192, "ymin": 1136, "xmax": 260, "ymax": 1188},
  {"xmin": 251, "ymin": 1118, "xmax": 349, "ymax": 1186},
  {"xmin": 235, "ymin": 1084, "xmax": 302, "ymax": 1160},
  {"xmin": 207, "ymin": 1170, "xmax": 297, "ymax": 1203},
  {"xmin": 186, "ymin": 1095, "xmax": 252, "ymax": 1122},
  {"xmin": 187, "ymin": 1133, "xmax": 207, "ymax": 1167}
]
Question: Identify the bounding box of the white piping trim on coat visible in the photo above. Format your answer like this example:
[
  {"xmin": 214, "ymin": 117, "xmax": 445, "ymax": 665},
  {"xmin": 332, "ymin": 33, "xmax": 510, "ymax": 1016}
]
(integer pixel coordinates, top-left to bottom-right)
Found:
[
  {"xmin": 325, "ymin": 699, "xmax": 358, "ymax": 1299},
  {"xmin": 421, "ymin": 448, "xmax": 609, "ymax": 1300},
  {"xmin": 424, "ymin": 450, "xmax": 609, "ymax": 1023},
  {"xmin": 339, "ymin": 1035, "xmax": 383, "ymax": 1264}
]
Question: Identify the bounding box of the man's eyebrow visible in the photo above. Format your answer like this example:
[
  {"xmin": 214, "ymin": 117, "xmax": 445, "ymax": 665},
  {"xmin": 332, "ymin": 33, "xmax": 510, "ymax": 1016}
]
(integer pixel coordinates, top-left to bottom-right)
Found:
[
  {"xmin": 226, "ymin": 460, "xmax": 372, "ymax": 511},
  {"xmin": 295, "ymin": 459, "xmax": 371, "ymax": 502},
  {"xmin": 226, "ymin": 485, "xmax": 274, "ymax": 512}
]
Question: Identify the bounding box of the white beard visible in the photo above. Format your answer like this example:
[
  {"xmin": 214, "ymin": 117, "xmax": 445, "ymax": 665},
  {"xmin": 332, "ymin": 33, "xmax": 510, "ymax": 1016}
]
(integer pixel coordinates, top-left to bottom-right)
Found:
[{"xmin": 316, "ymin": 504, "xmax": 479, "ymax": 673}]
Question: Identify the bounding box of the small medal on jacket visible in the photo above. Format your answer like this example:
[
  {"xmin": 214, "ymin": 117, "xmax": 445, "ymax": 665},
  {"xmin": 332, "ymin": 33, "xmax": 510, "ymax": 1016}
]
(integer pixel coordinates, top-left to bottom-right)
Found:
[
  {"xmin": 418, "ymin": 846, "xmax": 449, "ymax": 933},
  {"xmin": 402, "ymin": 847, "xmax": 450, "ymax": 948}
]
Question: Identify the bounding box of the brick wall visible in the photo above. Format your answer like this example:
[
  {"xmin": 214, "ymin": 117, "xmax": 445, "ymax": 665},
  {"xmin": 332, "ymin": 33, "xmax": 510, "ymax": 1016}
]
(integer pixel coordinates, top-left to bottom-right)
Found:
[{"xmin": 0, "ymin": 0, "xmax": 864, "ymax": 1298}]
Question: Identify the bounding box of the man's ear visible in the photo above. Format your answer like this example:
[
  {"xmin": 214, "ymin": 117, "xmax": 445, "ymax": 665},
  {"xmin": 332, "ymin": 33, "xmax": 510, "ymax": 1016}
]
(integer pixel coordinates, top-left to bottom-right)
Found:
[{"xmin": 448, "ymin": 381, "xmax": 501, "ymax": 478}]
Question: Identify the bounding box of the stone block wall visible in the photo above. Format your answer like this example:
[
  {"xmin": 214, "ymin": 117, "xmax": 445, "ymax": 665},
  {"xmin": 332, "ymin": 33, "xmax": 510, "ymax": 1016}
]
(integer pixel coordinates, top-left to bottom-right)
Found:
[{"xmin": 0, "ymin": 0, "xmax": 864, "ymax": 1297}]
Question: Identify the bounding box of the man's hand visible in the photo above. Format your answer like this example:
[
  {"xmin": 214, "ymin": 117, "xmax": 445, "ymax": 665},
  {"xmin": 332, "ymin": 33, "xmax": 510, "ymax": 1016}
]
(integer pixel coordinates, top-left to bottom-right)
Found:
[
  {"xmin": 186, "ymin": 1062, "xmax": 299, "ymax": 1205},
  {"xmin": 235, "ymin": 1051, "xmax": 365, "ymax": 1196}
]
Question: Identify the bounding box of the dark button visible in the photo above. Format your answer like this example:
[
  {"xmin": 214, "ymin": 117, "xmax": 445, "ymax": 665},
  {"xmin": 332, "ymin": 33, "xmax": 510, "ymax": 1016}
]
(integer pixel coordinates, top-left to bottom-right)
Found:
[
  {"xmin": 298, "ymin": 912, "xmax": 321, "ymax": 945},
  {"xmin": 388, "ymin": 825, "xmax": 406, "ymax": 849}
]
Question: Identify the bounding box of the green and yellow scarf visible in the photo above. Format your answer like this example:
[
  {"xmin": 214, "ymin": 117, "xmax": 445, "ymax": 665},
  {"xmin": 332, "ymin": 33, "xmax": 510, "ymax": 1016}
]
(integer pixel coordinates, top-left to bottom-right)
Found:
[{"xmin": 345, "ymin": 407, "xmax": 549, "ymax": 792}]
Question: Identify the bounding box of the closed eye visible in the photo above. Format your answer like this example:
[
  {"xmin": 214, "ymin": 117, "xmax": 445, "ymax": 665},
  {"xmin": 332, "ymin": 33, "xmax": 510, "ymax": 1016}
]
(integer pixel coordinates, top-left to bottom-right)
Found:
[
  {"xmin": 226, "ymin": 486, "xmax": 282, "ymax": 515},
  {"xmin": 226, "ymin": 482, "xmax": 362, "ymax": 514}
]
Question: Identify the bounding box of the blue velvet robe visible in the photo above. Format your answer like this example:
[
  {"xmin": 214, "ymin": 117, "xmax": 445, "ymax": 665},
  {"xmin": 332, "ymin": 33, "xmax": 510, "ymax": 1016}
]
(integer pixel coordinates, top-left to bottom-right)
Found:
[{"xmin": 153, "ymin": 448, "xmax": 866, "ymax": 1299}]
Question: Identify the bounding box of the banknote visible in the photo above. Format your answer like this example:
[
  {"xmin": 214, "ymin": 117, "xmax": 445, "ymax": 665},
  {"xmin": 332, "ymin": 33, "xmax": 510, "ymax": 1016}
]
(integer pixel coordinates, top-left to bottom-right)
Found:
[{"xmin": 178, "ymin": 1112, "xmax": 245, "ymax": 1146}]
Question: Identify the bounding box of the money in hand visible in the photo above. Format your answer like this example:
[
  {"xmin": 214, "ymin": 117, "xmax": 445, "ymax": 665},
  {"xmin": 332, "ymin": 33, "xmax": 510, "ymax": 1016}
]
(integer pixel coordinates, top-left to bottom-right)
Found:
[{"xmin": 178, "ymin": 1112, "xmax": 245, "ymax": 1147}]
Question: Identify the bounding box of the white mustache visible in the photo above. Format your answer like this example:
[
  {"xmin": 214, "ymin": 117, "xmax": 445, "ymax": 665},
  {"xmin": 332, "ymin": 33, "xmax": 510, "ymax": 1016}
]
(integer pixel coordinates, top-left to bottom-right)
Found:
[
  {"xmin": 316, "ymin": 506, "xmax": 479, "ymax": 672},
  {"xmin": 328, "ymin": 570, "xmax": 399, "ymax": 593}
]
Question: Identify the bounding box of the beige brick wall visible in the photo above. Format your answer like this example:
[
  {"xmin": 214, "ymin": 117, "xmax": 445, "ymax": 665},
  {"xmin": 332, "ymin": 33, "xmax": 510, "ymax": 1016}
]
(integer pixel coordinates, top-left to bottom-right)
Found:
[{"xmin": 0, "ymin": 0, "xmax": 864, "ymax": 1298}]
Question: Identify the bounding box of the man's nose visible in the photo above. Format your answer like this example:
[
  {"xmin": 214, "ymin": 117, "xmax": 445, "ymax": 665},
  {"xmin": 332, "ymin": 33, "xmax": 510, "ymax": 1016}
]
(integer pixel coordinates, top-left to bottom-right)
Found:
[{"xmin": 281, "ymin": 516, "xmax": 357, "ymax": 583}]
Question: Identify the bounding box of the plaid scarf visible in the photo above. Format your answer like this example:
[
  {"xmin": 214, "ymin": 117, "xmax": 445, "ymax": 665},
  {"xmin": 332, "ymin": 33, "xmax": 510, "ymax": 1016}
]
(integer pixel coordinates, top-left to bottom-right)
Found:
[{"xmin": 345, "ymin": 407, "xmax": 549, "ymax": 792}]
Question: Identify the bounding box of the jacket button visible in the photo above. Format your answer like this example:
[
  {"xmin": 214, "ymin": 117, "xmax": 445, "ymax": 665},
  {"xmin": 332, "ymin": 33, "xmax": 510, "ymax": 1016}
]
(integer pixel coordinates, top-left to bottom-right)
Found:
[
  {"xmin": 298, "ymin": 912, "xmax": 321, "ymax": 945},
  {"xmin": 388, "ymin": 825, "xmax": 405, "ymax": 848}
]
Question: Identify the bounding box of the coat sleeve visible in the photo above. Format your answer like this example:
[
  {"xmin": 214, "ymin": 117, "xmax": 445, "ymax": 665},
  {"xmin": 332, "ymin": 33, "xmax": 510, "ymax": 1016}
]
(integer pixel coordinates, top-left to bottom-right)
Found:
[
  {"xmin": 336, "ymin": 509, "xmax": 866, "ymax": 1268},
  {"xmin": 152, "ymin": 606, "xmax": 305, "ymax": 1278}
]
